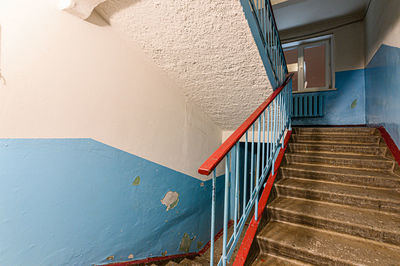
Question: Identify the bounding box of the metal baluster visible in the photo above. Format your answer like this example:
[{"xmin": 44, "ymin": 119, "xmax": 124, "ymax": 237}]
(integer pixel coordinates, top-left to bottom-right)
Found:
[
  {"xmin": 234, "ymin": 142, "xmax": 240, "ymax": 238},
  {"xmin": 243, "ymin": 131, "xmax": 248, "ymax": 215},
  {"xmin": 210, "ymin": 169, "xmax": 216, "ymax": 266},
  {"xmin": 250, "ymin": 125, "xmax": 255, "ymax": 194},
  {"xmin": 255, "ymin": 117, "xmax": 261, "ymax": 221},
  {"xmin": 262, "ymin": 111, "xmax": 265, "ymax": 175},
  {"xmin": 222, "ymin": 152, "xmax": 230, "ymax": 266},
  {"xmin": 267, "ymin": 107, "xmax": 270, "ymax": 167},
  {"xmin": 272, "ymin": 100, "xmax": 277, "ymax": 175}
]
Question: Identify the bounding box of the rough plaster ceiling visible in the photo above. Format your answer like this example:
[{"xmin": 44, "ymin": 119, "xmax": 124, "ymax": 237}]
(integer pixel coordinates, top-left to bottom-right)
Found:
[{"xmin": 96, "ymin": 0, "xmax": 271, "ymax": 130}]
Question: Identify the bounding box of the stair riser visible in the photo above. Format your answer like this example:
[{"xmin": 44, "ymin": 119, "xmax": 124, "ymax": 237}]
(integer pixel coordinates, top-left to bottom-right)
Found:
[
  {"xmin": 294, "ymin": 128, "xmax": 376, "ymax": 136},
  {"xmin": 269, "ymin": 208, "xmax": 400, "ymax": 246},
  {"xmin": 276, "ymin": 186, "xmax": 400, "ymax": 214},
  {"xmin": 280, "ymin": 168, "xmax": 400, "ymax": 188},
  {"xmin": 285, "ymin": 155, "xmax": 394, "ymax": 171},
  {"xmin": 257, "ymin": 239, "xmax": 347, "ymax": 266},
  {"xmin": 292, "ymin": 135, "xmax": 380, "ymax": 144},
  {"xmin": 287, "ymin": 144, "xmax": 386, "ymax": 156}
]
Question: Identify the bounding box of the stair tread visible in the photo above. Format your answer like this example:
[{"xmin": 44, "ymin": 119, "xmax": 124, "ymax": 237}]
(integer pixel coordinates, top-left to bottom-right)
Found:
[
  {"xmin": 291, "ymin": 134, "xmax": 380, "ymax": 144},
  {"xmin": 281, "ymin": 163, "xmax": 399, "ymax": 180},
  {"xmin": 269, "ymin": 197, "xmax": 400, "ymax": 234},
  {"xmin": 258, "ymin": 221, "xmax": 400, "ymax": 265},
  {"xmin": 286, "ymin": 152, "xmax": 391, "ymax": 162},
  {"xmin": 276, "ymin": 178, "xmax": 400, "ymax": 203},
  {"xmin": 254, "ymin": 254, "xmax": 312, "ymax": 266},
  {"xmin": 289, "ymin": 141, "xmax": 379, "ymax": 147},
  {"xmin": 295, "ymin": 127, "xmax": 375, "ymax": 133}
]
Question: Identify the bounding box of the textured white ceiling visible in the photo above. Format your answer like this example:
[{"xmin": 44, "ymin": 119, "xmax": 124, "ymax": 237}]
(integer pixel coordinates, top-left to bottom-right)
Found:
[{"xmin": 96, "ymin": 0, "xmax": 272, "ymax": 130}]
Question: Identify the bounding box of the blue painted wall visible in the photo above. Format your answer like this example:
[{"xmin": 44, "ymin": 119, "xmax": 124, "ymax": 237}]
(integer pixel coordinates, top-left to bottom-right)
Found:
[
  {"xmin": 292, "ymin": 69, "xmax": 366, "ymax": 126},
  {"xmin": 0, "ymin": 139, "xmax": 224, "ymax": 266},
  {"xmin": 365, "ymin": 44, "xmax": 400, "ymax": 148}
]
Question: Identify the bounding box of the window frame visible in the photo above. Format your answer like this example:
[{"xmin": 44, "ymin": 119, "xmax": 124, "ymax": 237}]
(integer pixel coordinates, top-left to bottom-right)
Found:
[{"xmin": 283, "ymin": 35, "xmax": 335, "ymax": 94}]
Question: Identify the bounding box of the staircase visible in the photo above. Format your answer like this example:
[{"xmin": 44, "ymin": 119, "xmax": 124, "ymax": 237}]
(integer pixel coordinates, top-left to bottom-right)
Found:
[{"xmin": 253, "ymin": 127, "xmax": 400, "ymax": 265}]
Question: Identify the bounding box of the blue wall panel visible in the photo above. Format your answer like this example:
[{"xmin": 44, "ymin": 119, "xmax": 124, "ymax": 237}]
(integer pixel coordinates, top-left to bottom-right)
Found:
[
  {"xmin": 0, "ymin": 139, "xmax": 224, "ymax": 266},
  {"xmin": 292, "ymin": 69, "xmax": 366, "ymax": 126},
  {"xmin": 365, "ymin": 44, "xmax": 400, "ymax": 148}
]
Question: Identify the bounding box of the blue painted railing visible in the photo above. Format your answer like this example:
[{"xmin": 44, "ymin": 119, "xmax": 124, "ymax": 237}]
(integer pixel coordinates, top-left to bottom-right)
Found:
[
  {"xmin": 198, "ymin": 75, "xmax": 292, "ymax": 265},
  {"xmin": 240, "ymin": 0, "xmax": 288, "ymax": 89},
  {"xmin": 198, "ymin": 79, "xmax": 292, "ymax": 266},
  {"xmin": 198, "ymin": 1, "xmax": 291, "ymax": 265}
]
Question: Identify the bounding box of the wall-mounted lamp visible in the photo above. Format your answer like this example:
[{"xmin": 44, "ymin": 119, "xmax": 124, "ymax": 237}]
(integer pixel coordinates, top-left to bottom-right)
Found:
[{"xmin": 59, "ymin": 0, "xmax": 107, "ymax": 20}]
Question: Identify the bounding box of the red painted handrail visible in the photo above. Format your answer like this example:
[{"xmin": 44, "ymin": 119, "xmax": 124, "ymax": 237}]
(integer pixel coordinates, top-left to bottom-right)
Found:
[{"xmin": 198, "ymin": 73, "xmax": 294, "ymax": 176}]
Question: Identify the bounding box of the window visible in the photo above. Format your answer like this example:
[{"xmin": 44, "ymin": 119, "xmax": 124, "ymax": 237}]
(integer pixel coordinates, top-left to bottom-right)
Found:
[{"xmin": 283, "ymin": 35, "xmax": 334, "ymax": 93}]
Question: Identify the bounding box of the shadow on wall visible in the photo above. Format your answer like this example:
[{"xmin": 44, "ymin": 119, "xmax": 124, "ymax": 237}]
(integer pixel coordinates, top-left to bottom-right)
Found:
[
  {"xmin": 0, "ymin": 138, "xmax": 224, "ymax": 266},
  {"xmin": 365, "ymin": 44, "xmax": 400, "ymax": 148}
]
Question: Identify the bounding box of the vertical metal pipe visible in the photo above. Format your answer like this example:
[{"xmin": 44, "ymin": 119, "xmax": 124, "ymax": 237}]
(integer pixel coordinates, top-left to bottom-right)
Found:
[
  {"xmin": 222, "ymin": 152, "xmax": 230, "ymax": 266},
  {"xmin": 210, "ymin": 169, "xmax": 216, "ymax": 266},
  {"xmin": 255, "ymin": 117, "xmax": 261, "ymax": 221},
  {"xmin": 243, "ymin": 131, "xmax": 248, "ymax": 215},
  {"xmin": 234, "ymin": 142, "xmax": 240, "ymax": 238}
]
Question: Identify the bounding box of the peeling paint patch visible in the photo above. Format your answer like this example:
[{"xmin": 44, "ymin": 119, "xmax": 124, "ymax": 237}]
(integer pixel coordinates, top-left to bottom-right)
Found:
[
  {"xmin": 161, "ymin": 191, "xmax": 179, "ymax": 211},
  {"xmin": 351, "ymin": 99, "xmax": 358, "ymax": 109},
  {"xmin": 197, "ymin": 241, "xmax": 203, "ymax": 250},
  {"xmin": 162, "ymin": 250, "xmax": 167, "ymax": 256},
  {"xmin": 132, "ymin": 176, "xmax": 140, "ymax": 186},
  {"xmin": 106, "ymin": 255, "xmax": 114, "ymax": 261},
  {"xmin": 200, "ymin": 182, "xmax": 204, "ymax": 187},
  {"xmin": 128, "ymin": 254, "xmax": 134, "ymax": 259},
  {"xmin": 179, "ymin": 233, "xmax": 195, "ymax": 253}
]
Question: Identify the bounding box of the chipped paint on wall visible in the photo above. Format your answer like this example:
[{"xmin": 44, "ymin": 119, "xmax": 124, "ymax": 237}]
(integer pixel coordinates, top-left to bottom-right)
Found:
[
  {"xmin": 0, "ymin": 139, "xmax": 226, "ymax": 266},
  {"xmin": 179, "ymin": 233, "xmax": 195, "ymax": 253},
  {"xmin": 132, "ymin": 176, "xmax": 141, "ymax": 186},
  {"xmin": 351, "ymin": 99, "xmax": 358, "ymax": 109},
  {"xmin": 197, "ymin": 241, "xmax": 203, "ymax": 250},
  {"xmin": 128, "ymin": 254, "xmax": 134, "ymax": 259},
  {"xmin": 161, "ymin": 191, "xmax": 179, "ymax": 211}
]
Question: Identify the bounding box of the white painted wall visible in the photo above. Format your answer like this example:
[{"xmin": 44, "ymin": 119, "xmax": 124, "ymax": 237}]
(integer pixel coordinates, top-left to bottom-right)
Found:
[
  {"xmin": 281, "ymin": 21, "xmax": 365, "ymax": 72},
  {"xmin": 0, "ymin": 0, "xmax": 222, "ymax": 180},
  {"xmin": 365, "ymin": 0, "xmax": 400, "ymax": 64},
  {"xmin": 96, "ymin": 0, "xmax": 272, "ymax": 131}
]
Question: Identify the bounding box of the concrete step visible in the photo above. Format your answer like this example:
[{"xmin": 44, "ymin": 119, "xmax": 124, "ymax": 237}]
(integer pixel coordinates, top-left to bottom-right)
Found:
[
  {"xmin": 280, "ymin": 163, "xmax": 400, "ymax": 188},
  {"xmin": 291, "ymin": 134, "xmax": 380, "ymax": 145},
  {"xmin": 287, "ymin": 142, "xmax": 387, "ymax": 156},
  {"xmin": 253, "ymin": 254, "xmax": 312, "ymax": 265},
  {"xmin": 284, "ymin": 152, "xmax": 394, "ymax": 171},
  {"xmin": 275, "ymin": 178, "xmax": 400, "ymax": 214},
  {"xmin": 268, "ymin": 197, "xmax": 400, "ymax": 246},
  {"xmin": 257, "ymin": 221, "xmax": 400, "ymax": 265},
  {"xmin": 293, "ymin": 127, "xmax": 376, "ymax": 136}
]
